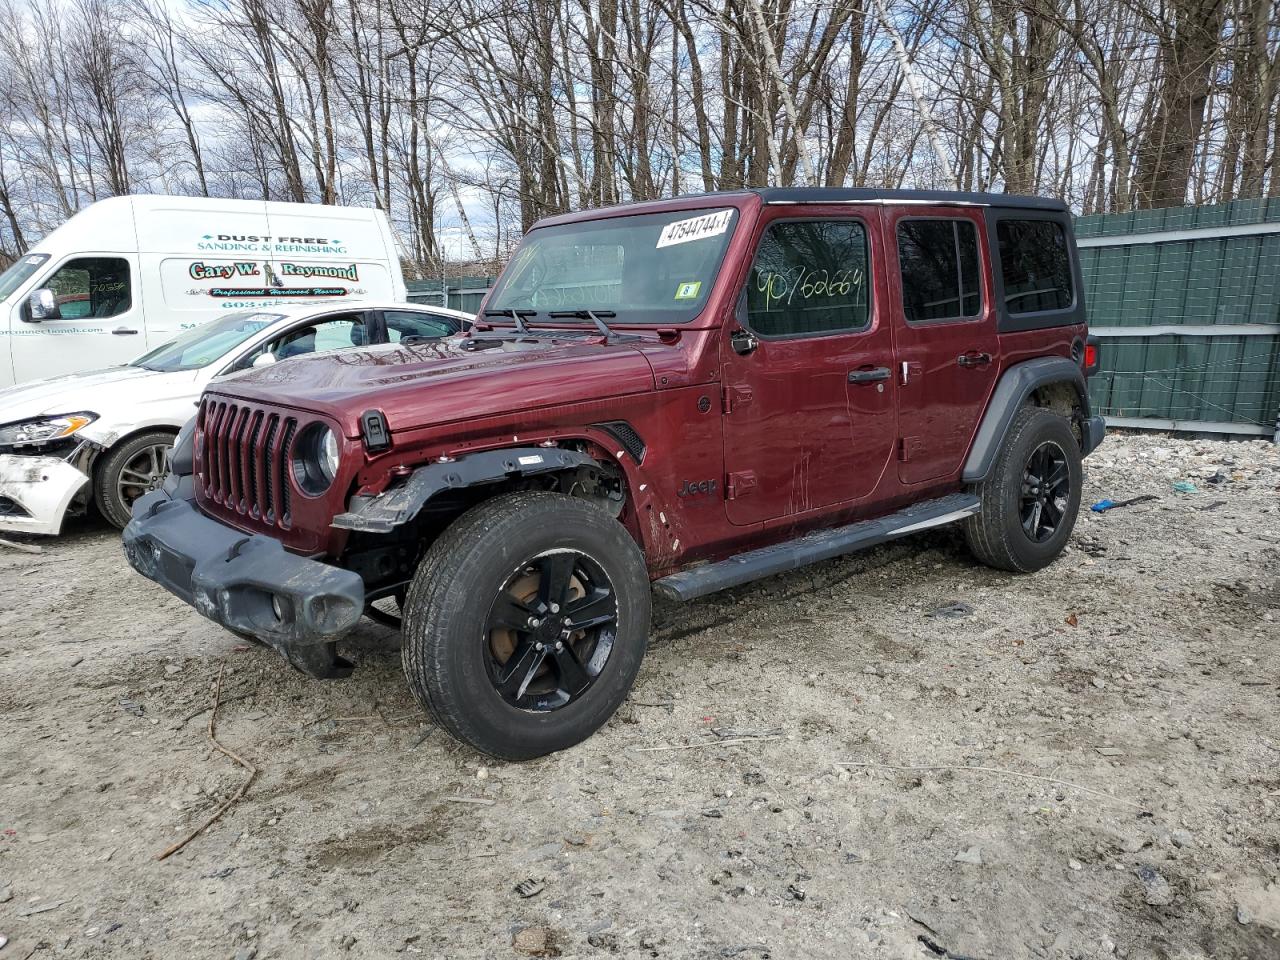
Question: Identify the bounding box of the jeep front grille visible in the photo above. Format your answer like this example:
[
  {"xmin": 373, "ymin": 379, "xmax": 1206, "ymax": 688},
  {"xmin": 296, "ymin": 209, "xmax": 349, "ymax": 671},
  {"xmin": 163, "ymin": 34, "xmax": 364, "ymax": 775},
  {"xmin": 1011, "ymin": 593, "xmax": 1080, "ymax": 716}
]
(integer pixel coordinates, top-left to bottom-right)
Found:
[{"xmin": 198, "ymin": 398, "xmax": 298, "ymax": 528}]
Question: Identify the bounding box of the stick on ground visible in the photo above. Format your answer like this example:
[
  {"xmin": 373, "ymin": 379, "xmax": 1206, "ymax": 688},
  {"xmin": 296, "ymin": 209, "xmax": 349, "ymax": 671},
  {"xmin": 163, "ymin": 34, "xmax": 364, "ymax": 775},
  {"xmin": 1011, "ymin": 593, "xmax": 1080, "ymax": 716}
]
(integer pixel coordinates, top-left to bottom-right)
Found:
[
  {"xmin": 157, "ymin": 661, "xmax": 258, "ymax": 861},
  {"xmin": 835, "ymin": 761, "xmax": 1148, "ymax": 812},
  {"xmin": 631, "ymin": 734, "xmax": 785, "ymax": 752}
]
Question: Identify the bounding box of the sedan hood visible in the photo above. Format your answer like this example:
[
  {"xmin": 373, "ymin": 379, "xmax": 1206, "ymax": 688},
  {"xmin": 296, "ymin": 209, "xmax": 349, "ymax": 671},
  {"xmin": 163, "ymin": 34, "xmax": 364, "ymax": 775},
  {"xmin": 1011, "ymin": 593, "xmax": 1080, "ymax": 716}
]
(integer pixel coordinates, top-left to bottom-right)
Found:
[
  {"xmin": 211, "ymin": 335, "xmax": 659, "ymax": 437},
  {"xmin": 0, "ymin": 365, "xmax": 198, "ymax": 429}
]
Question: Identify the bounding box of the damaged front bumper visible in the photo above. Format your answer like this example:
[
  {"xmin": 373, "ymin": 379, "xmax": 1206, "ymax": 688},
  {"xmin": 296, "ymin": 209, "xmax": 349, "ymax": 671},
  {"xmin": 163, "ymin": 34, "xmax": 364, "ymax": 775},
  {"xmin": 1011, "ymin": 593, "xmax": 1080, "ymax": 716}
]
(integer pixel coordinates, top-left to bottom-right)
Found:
[
  {"xmin": 0, "ymin": 454, "xmax": 90, "ymax": 535},
  {"xmin": 123, "ymin": 488, "xmax": 366, "ymax": 667}
]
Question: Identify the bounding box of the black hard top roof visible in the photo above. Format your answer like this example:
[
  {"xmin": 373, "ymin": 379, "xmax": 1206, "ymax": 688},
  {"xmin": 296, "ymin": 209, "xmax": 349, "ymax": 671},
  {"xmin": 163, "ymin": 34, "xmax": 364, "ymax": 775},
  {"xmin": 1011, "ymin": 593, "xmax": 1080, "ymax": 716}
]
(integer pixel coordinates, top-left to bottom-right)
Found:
[
  {"xmin": 744, "ymin": 187, "xmax": 1068, "ymax": 211},
  {"xmin": 534, "ymin": 187, "xmax": 1068, "ymax": 230}
]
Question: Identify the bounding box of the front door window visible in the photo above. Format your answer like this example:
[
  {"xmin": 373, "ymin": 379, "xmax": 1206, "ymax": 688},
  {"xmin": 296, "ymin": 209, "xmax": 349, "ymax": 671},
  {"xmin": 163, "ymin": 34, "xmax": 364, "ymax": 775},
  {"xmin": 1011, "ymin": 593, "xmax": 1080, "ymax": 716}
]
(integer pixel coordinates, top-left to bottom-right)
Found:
[
  {"xmin": 745, "ymin": 220, "xmax": 871, "ymax": 337},
  {"xmin": 43, "ymin": 257, "xmax": 132, "ymax": 319}
]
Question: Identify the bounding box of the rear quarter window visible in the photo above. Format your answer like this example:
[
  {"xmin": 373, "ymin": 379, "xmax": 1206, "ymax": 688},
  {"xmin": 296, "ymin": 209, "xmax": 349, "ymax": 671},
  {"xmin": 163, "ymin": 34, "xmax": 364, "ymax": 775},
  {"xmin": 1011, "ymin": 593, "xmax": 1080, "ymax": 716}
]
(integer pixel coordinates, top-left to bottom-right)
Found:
[{"xmin": 996, "ymin": 220, "xmax": 1073, "ymax": 314}]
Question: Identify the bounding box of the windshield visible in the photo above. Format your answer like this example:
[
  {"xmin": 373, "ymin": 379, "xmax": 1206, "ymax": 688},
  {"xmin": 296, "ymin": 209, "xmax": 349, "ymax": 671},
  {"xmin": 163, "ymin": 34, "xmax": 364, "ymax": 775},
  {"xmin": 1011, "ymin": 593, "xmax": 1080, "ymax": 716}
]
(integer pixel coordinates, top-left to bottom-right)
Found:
[
  {"xmin": 131, "ymin": 312, "xmax": 285, "ymax": 372},
  {"xmin": 485, "ymin": 208, "xmax": 738, "ymax": 324},
  {"xmin": 0, "ymin": 254, "xmax": 51, "ymax": 301}
]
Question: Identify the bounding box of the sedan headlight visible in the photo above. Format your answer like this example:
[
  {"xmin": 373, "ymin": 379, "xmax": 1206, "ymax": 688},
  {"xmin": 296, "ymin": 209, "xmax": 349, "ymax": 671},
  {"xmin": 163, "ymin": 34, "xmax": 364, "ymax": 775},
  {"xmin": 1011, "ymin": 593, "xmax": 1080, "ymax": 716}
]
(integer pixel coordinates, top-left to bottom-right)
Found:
[
  {"xmin": 0, "ymin": 412, "xmax": 97, "ymax": 447},
  {"xmin": 292, "ymin": 423, "xmax": 340, "ymax": 495}
]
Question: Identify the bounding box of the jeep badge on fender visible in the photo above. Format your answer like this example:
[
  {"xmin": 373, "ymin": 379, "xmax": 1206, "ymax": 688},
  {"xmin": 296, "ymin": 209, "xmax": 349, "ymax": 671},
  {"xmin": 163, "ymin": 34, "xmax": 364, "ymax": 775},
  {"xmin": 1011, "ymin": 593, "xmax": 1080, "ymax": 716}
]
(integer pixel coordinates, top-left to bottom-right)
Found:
[
  {"xmin": 124, "ymin": 187, "xmax": 1104, "ymax": 760},
  {"xmin": 677, "ymin": 478, "xmax": 718, "ymax": 498}
]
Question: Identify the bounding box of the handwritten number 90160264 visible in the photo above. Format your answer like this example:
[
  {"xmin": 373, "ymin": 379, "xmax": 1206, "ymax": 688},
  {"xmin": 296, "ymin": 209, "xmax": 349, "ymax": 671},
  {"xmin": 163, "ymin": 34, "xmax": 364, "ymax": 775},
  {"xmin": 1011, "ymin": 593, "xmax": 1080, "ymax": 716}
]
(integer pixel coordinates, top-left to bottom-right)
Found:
[{"xmin": 757, "ymin": 267, "xmax": 863, "ymax": 309}]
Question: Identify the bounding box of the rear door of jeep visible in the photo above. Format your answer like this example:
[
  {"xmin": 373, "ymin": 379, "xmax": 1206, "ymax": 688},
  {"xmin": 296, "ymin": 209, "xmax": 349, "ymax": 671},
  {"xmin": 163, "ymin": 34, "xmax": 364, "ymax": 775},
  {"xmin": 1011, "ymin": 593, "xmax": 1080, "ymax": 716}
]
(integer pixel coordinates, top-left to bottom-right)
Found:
[{"xmin": 887, "ymin": 206, "xmax": 1000, "ymax": 484}]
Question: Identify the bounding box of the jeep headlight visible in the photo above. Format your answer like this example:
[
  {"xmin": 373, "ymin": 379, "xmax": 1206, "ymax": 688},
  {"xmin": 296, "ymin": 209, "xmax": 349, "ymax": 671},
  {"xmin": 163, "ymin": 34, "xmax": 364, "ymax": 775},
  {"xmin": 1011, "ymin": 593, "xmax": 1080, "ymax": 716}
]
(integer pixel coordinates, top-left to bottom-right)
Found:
[
  {"xmin": 320, "ymin": 427, "xmax": 339, "ymax": 482},
  {"xmin": 0, "ymin": 412, "xmax": 97, "ymax": 446},
  {"xmin": 292, "ymin": 423, "xmax": 339, "ymax": 495}
]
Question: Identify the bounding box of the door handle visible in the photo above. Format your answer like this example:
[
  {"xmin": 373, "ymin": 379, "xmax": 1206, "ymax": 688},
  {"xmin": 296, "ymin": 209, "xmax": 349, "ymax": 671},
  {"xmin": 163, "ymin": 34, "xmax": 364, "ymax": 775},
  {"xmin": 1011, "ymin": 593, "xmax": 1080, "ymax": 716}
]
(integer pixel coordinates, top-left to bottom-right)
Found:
[
  {"xmin": 957, "ymin": 351, "xmax": 991, "ymax": 368},
  {"xmin": 112, "ymin": 327, "xmax": 139, "ymax": 336},
  {"xmin": 848, "ymin": 366, "xmax": 891, "ymax": 384}
]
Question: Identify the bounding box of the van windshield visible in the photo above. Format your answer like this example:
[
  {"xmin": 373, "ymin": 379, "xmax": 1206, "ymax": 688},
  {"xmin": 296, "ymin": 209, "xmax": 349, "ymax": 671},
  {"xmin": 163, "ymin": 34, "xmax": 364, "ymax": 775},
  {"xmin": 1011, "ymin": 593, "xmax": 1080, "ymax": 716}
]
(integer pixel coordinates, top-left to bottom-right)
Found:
[
  {"xmin": 0, "ymin": 254, "xmax": 51, "ymax": 301},
  {"xmin": 485, "ymin": 208, "xmax": 738, "ymax": 325},
  {"xmin": 131, "ymin": 312, "xmax": 285, "ymax": 372}
]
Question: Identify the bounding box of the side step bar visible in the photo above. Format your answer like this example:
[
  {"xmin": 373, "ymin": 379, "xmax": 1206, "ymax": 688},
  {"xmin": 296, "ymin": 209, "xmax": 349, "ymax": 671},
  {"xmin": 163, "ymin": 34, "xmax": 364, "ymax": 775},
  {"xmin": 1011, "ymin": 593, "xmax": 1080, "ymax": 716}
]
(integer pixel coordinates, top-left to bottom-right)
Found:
[{"xmin": 653, "ymin": 493, "xmax": 980, "ymax": 602}]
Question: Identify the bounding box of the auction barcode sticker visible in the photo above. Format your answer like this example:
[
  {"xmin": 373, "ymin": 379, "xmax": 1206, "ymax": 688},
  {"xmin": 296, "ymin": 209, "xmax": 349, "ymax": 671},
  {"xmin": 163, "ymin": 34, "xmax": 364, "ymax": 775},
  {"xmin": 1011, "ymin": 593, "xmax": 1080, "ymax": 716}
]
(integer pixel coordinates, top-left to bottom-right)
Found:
[{"xmin": 656, "ymin": 210, "xmax": 735, "ymax": 249}]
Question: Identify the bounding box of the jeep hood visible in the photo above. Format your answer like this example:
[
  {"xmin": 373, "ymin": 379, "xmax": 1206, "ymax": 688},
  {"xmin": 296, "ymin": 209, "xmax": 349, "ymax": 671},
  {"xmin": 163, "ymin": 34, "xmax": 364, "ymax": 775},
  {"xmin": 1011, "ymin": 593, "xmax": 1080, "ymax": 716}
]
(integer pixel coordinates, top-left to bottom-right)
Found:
[{"xmin": 211, "ymin": 336, "xmax": 659, "ymax": 437}]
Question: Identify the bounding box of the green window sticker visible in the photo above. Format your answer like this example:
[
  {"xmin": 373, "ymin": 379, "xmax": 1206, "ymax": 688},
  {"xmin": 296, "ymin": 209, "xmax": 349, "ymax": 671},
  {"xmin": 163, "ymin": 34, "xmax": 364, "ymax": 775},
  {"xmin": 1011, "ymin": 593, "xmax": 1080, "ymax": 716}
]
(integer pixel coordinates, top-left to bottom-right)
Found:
[{"xmin": 674, "ymin": 281, "xmax": 702, "ymax": 300}]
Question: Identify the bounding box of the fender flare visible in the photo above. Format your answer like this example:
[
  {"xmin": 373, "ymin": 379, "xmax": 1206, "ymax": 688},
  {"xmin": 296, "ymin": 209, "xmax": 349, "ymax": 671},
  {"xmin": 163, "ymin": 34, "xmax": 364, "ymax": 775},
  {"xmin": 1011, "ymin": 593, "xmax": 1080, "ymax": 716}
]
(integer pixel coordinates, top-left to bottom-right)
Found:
[
  {"xmin": 962, "ymin": 357, "xmax": 1093, "ymax": 483},
  {"xmin": 330, "ymin": 446, "xmax": 601, "ymax": 534}
]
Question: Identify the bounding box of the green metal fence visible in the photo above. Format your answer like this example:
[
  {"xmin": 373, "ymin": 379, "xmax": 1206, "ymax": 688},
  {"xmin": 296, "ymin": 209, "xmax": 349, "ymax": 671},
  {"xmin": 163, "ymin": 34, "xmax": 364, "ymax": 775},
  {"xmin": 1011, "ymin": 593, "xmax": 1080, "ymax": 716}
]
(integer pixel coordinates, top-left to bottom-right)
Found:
[
  {"xmin": 1076, "ymin": 199, "xmax": 1280, "ymax": 438},
  {"xmin": 405, "ymin": 276, "xmax": 495, "ymax": 314}
]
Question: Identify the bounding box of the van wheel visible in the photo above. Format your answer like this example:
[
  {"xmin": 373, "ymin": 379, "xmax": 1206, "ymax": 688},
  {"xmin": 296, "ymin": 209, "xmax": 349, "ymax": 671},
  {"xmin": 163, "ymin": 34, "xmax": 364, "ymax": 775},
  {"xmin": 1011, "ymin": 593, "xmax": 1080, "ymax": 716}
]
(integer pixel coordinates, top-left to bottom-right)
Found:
[
  {"xmin": 95, "ymin": 430, "xmax": 176, "ymax": 529},
  {"xmin": 964, "ymin": 406, "xmax": 1082, "ymax": 573},
  {"xmin": 402, "ymin": 491, "xmax": 650, "ymax": 760}
]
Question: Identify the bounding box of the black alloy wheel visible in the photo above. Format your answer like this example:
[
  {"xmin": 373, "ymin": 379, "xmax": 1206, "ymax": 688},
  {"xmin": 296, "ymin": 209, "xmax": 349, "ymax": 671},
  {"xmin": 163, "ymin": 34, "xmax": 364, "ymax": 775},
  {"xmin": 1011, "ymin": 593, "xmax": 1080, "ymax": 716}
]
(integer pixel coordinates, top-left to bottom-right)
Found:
[
  {"xmin": 1020, "ymin": 440, "xmax": 1071, "ymax": 543},
  {"xmin": 485, "ymin": 550, "xmax": 618, "ymax": 712},
  {"xmin": 963, "ymin": 405, "xmax": 1083, "ymax": 573},
  {"xmin": 401, "ymin": 491, "xmax": 650, "ymax": 759}
]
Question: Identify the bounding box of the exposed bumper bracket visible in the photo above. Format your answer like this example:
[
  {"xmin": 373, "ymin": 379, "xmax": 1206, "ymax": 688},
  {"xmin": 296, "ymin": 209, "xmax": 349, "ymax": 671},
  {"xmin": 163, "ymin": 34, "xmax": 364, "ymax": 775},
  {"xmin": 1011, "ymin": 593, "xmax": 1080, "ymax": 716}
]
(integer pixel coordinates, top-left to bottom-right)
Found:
[{"xmin": 332, "ymin": 446, "xmax": 598, "ymax": 534}]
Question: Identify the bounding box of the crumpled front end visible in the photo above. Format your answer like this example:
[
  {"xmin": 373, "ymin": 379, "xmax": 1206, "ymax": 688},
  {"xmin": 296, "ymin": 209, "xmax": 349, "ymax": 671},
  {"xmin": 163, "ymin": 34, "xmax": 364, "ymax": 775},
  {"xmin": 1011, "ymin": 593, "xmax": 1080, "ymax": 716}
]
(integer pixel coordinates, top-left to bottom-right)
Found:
[
  {"xmin": 0, "ymin": 454, "xmax": 90, "ymax": 535},
  {"xmin": 124, "ymin": 485, "xmax": 366, "ymax": 677}
]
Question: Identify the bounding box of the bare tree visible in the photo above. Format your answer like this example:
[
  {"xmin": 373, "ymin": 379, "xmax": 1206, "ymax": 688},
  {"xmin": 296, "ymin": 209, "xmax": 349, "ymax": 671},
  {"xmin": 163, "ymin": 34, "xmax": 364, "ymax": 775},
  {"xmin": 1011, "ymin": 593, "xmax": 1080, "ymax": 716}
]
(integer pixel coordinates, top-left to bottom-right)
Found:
[{"xmin": 0, "ymin": 0, "xmax": 1273, "ymax": 265}]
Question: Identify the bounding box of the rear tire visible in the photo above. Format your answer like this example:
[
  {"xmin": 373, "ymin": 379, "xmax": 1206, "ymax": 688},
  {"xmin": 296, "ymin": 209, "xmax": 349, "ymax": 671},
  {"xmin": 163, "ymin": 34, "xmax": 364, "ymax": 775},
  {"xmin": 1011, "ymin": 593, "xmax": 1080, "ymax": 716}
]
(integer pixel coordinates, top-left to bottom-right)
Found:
[
  {"xmin": 964, "ymin": 406, "xmax": 1082, "ymax": 573},
  {"xmin": 402, "ymin": 491, "xmax": 650, "ymax": 760},
  {"xmin": 95, "ymin": 430, "xmax": 176, "ymax": 529}
]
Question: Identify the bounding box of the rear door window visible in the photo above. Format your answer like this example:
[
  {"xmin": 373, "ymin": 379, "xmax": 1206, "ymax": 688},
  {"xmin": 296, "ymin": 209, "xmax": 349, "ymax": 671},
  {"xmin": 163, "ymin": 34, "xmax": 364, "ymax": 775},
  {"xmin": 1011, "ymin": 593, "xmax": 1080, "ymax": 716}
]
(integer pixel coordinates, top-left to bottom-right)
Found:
[
  {"xmin": 745, "ymin": 220, "xmax": 871, "ymax": 338},
  {"xmin": 897, "ymin": 219, "xmax": 981, "ymax": 323},
  {"xmin": 996, "ymin": 220, "xmax": 1073, "ymax": 314},
  {"xmin": 382, "ymin": 310, "xmax": 461, "ymax": 341}
]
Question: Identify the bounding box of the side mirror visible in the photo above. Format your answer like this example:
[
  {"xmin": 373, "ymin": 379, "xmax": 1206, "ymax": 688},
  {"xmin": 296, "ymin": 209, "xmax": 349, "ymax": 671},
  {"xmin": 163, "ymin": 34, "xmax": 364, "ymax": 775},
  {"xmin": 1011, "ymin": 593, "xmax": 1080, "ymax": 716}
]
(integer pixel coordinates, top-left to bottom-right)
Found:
[
  {"xmin": 252, "ymin": 352, "xmax": 277, "ymax": 368},
  {"xmin": 730, "ymin": 327, "xmax": 759, "ymax": 356},
  {"xmin": 27, "ymin": 288, "xmax": 59, "ymax": 322}
]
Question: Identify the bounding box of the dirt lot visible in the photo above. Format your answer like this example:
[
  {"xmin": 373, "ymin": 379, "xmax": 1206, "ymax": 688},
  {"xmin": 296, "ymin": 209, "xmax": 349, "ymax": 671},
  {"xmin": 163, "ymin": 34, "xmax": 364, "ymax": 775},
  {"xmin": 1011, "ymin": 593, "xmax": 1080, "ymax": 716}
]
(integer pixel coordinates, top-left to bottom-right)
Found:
[{"xmin": 1, "ymin": 431, "xmax": 1278, "ymax": 960}]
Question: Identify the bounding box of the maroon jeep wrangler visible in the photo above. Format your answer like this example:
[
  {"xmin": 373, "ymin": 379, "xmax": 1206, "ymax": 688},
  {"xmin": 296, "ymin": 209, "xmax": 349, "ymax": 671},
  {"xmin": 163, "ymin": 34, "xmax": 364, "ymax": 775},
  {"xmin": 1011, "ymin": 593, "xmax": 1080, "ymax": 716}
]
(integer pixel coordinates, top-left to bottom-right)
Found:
[{"xmin": 124, "ymin": 188, "xmax": 1104, "ymax": 759}]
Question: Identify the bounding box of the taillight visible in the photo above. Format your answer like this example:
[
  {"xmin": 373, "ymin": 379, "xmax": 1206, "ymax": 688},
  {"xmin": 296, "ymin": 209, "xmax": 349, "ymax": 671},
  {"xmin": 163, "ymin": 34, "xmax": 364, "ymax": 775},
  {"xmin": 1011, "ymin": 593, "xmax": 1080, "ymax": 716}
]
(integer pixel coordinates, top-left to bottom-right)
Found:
[{"xmin": 1083, "ymin": 339, "xmax": 1100, "ymax": 376}]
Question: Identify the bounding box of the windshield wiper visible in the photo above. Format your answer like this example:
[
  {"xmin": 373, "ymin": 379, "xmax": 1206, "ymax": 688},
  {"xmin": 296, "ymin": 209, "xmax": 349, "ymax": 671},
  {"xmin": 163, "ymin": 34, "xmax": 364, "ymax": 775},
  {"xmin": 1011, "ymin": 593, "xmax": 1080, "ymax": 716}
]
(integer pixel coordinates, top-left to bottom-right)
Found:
[
  {"xmin": 483, "ymin": 307, "xmax": 537, "ymax": 335},
  {"xmin": 549, "ymin": 309, "xmax": 618, "ymax": 340}
]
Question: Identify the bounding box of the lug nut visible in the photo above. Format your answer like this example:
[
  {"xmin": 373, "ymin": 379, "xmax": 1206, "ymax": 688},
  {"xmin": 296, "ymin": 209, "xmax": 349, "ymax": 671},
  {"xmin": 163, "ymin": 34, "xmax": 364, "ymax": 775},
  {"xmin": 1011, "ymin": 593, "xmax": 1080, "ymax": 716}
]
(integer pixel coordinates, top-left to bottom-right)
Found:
[
  {"xmin": 555, "ymin": 641, "xmax": 563, "ymax": 650},
  {"xmin": 549, "ymin": 603, "xmax": 560, "ymax": 613},
  {"xmin": 535, "ymin": 642, "xmax": 544, "ymax": 651}
]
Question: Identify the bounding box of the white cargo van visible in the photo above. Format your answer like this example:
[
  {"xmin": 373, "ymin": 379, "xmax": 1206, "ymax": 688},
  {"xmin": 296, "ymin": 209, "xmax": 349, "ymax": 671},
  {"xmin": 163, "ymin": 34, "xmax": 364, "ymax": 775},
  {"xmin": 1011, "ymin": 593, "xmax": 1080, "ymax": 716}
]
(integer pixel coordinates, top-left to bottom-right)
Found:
[{"xmin": 0, "ymin": 195, "xmax": 407, "ymax": 387}]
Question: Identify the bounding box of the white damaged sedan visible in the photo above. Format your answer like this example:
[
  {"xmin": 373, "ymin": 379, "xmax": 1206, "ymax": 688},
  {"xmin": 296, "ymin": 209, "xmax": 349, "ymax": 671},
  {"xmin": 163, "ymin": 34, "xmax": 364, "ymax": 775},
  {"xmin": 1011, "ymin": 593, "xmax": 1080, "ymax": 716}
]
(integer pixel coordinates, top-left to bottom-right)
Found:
[{"xmin": 0, "ymin": 301, "xmax": 471, "ymax": 534}]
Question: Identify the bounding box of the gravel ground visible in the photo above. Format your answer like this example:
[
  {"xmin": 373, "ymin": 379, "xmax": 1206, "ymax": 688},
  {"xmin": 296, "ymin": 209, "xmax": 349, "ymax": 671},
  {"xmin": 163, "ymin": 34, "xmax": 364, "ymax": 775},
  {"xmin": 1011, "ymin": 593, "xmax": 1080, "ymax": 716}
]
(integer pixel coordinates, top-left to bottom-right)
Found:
[{"xmin": 1, "ymin": 431, "xmax": 1278, "ymax": 960}]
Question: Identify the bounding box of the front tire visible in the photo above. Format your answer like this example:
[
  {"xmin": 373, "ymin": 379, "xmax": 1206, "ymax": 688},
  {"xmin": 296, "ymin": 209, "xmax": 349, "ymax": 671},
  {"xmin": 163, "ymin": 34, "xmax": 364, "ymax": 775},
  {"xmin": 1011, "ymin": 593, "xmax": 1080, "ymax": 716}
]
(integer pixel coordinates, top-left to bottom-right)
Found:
[
  {"xmin": 964, "ymin": 406, "xmax": 1082, "ymax": 573},
  {"xmin": 402, "ymin": 492, "xmax": 650, "ymax": 760},
  {"xmin": 95, "ymin": 430, "xmax": 177, "ymax": 529}
]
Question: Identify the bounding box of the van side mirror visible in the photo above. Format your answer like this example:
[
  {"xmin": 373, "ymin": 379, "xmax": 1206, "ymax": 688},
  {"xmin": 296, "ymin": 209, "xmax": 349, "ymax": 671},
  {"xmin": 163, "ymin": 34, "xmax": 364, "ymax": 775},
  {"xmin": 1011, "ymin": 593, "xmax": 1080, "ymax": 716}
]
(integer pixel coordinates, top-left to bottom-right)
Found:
[
  {"xmin": 27, "ymin": 288, "xmax": 59, "ymax": 321},
  {"xmin": 252, "ymin": 352, "xmax": 277, "ymax": 368}
]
